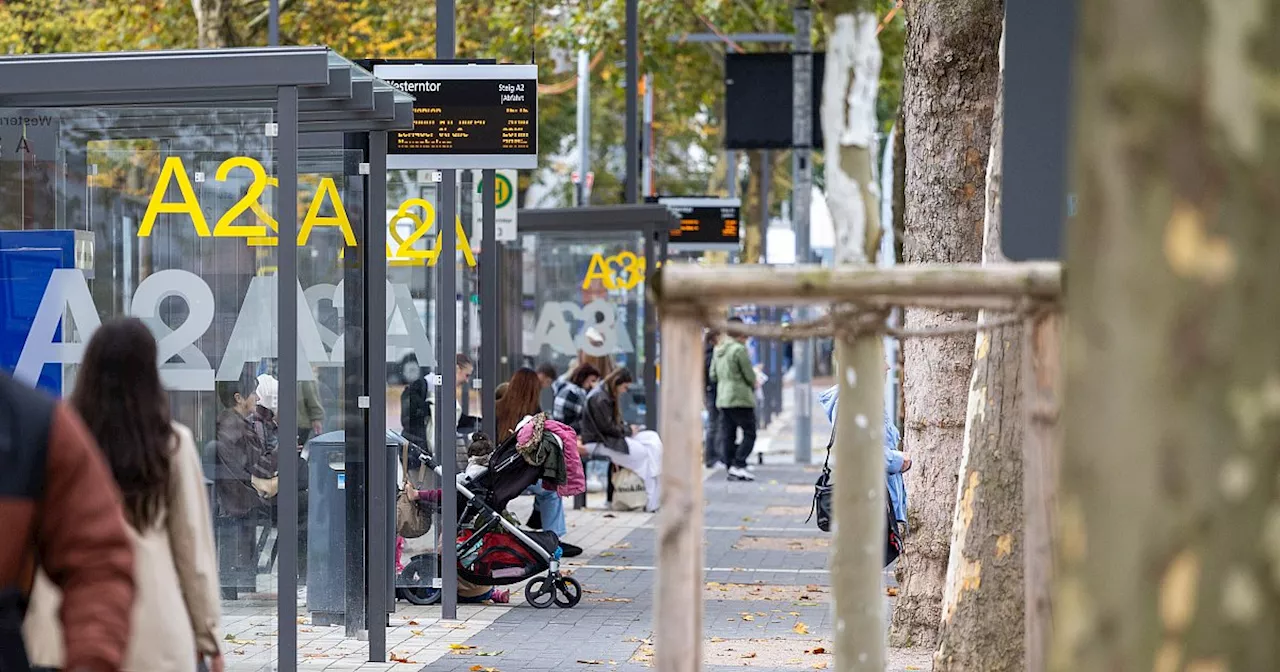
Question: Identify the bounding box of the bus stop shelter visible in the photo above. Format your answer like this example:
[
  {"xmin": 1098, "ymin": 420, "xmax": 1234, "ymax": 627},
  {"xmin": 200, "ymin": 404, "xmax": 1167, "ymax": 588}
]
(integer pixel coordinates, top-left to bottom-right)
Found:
[
  {"xmin": 0, "ymin": 47, "xmax": 411, "ymax": 670},
  {"xmin": 504, "ymin": 205, "xmax": 674, "ymax": 430}
]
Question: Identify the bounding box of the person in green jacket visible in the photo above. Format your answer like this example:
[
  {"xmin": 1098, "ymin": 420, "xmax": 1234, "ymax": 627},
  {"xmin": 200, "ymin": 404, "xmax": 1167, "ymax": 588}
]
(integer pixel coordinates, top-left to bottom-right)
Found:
[{"xmin": 710, "ymin": 317, "xmax": 758, "ymax": 481}]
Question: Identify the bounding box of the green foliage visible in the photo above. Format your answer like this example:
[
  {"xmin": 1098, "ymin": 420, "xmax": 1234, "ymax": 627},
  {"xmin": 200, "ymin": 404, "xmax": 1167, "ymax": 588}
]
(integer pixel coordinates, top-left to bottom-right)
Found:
[{"xmin": 0, "ymin": 0, "xmax": 906, "ymax": 207}]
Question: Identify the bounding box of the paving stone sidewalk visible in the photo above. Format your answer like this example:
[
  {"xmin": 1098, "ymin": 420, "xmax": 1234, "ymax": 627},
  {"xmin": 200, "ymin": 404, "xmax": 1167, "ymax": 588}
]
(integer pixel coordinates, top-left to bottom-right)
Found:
[{"xmin": 419, "ymin": 459, "xmax": 933, "ymax": 672}]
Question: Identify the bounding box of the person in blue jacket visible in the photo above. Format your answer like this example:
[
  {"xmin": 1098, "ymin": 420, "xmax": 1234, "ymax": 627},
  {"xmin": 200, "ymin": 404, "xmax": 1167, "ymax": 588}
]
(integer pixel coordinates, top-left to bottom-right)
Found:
[{"xmin": 818, "ymin": 385, "xmax": 910, "ymax": 529}]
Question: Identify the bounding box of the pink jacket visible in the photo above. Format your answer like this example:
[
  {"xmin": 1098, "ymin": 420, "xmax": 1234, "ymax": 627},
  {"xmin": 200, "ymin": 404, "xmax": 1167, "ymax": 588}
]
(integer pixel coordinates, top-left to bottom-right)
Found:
[{"xmin": 518, "ymin": 417, "xmax": 586, "ymax": 497}]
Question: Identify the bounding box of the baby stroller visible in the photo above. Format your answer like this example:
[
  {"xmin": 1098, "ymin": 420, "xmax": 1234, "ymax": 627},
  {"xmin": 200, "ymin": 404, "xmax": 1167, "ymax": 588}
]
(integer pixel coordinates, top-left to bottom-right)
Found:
[{"xmin": 395, "ymin": 424, "xmax": 583, "ymax": 609}]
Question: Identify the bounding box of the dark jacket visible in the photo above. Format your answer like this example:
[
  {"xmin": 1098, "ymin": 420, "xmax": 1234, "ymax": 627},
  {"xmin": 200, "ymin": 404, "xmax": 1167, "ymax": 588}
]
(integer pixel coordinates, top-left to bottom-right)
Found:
[
  {"xmin": 703, "ymin": 340, "xmax": 717, "ymax": 398},
  {"xmin": 0, "ymin": 373, "xmax": 135, "ymax": 672},
  {"xmin": 400, "ymin": 378, "xmax": 432, "ymax": 449},
  {"xmin": 580, "ymin": 387, "xmax": 629, "ymax": 454},
  {"xmin": 215, "ymin": 408, "xmax": 275, "ymax": 519}
]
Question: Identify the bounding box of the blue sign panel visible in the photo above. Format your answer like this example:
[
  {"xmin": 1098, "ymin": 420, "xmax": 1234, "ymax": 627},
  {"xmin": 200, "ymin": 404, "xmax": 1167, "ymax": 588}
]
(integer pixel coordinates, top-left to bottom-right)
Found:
[{"xmin": 0, "ymin": 230, "xmax": 84, "ymax": 396}]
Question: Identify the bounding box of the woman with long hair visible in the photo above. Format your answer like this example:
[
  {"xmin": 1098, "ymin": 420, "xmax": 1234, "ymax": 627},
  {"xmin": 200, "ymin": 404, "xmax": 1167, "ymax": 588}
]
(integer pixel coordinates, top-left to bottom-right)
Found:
[
  {"xmin": 494, "ymin": 367, "xmax": 583, "ymax": 556},
  {"xmin": 24, "ymin": 318, "xmax": 223, "ymax": 672},
  {"xmin": 580, "ymin": 367, "xmax": 664, "ymax": 512},
  {"xmin": 495, "ymin": 367, "xmax": 543, "ymax": 439}
]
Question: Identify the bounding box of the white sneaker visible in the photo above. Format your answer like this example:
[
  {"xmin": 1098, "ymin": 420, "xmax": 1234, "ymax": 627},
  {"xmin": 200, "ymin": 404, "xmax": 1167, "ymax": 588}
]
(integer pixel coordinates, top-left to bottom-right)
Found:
[
  {"xmin": 709, "ymin": 461, "xmax": 726, "ymax": 471},
  {"xmin": 727, "ymin": 466, "xmax": 756, "ymax": 481}
]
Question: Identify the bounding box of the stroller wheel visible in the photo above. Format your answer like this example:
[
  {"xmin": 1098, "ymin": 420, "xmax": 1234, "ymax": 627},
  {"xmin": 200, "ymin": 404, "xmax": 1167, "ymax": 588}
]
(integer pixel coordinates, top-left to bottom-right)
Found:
[
  {"xmin": 525, "ymin": 576, "xmax": 556, "ymax": 609},
  {"xmin": 553, "ymin": 576, "xmax": 583, "ymax": 609},
  {"xmin": 398, "ymin": 555, "xmax": 441, "ymax": 605},
  {"xmin": 399, "ymin": 585, "xmax": 441, "ymax": 606}
]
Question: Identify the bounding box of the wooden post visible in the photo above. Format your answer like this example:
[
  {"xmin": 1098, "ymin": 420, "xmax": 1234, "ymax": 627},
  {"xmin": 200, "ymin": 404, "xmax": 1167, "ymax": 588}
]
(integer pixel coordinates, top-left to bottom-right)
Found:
[
  {"xmin": 832, "ymin": 333, "xmax": 886, "ymax": 672},
  {"xmin": 1023, "ymin": 311, "xmax": 1060, "ymax": 672},
  {"xmin": 654, "ymin": 306, "xmax": 704, "ymax": 672}
]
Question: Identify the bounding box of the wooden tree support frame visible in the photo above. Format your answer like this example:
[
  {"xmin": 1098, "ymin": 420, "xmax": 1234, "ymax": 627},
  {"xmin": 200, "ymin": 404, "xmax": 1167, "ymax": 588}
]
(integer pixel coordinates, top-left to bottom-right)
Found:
[{"xmin": 651, "ymin": 262, "xmax": 1063, "ymax": 672}]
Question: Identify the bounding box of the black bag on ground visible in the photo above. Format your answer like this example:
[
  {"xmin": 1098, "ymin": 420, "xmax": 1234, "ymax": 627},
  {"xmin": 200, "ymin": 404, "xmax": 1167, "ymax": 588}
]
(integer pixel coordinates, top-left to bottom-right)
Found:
[{"xmin": 807, "ymin": 425, "xmax": 906, "ymax": 568}]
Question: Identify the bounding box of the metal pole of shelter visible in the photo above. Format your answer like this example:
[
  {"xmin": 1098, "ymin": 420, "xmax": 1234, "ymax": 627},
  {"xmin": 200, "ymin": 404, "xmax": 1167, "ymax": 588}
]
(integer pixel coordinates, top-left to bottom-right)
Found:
[
  {"xmin": 269, "ymin": 0, "xmax": 280, "ymax": 46},
  {"xmin": 624, "ymin": 0, "xmax": 639, "ymax": 203},
  {"xmin": 365, "ymin": 131, "xmax": 390, "ymax": 661},
  {"xmin": 437, "ymin": 0, "xmax": 459, "ymax": 622},
  {"xmin": 275, "ymin": 84, "xmax": 300, "ymax": 672},
  {"xmin": 480, "ymin": 170, "xmax": 497, "ymax": 441},
  {"xmin": 791, "ymin": 1, "xmax": 814, "ymax": 464}
]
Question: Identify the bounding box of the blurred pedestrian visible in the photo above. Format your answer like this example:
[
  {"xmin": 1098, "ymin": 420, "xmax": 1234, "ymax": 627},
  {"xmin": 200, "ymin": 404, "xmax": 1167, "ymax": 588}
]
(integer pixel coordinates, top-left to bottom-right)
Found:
[
  {"xmin": 535, "ymin": 363, "xmax": 558, "ymax": 390},
  {"xmin": 24, "ymin": 318, "xmax": 223, "ymax": 672},
  {"xmin": 702, "ymin": 328, "xmax": 723, "ymax": 470},
  {"xmin": 712, "ymin": 318, "xmax": 758, "ymax": 481},
  {"xmin": 0, "ymin": 372, "xmax": 135, "ymax": 672}
]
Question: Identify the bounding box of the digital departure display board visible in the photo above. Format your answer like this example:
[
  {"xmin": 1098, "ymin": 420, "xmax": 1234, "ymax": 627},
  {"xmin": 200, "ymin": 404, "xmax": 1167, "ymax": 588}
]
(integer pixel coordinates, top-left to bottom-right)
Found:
[
  {"xmin": 649, "ymin": 197, "xmax": 741, "ymax": 250},
  {"xmin": 372, "ymin": 63, "xmax": 538, "ymax": 170}
]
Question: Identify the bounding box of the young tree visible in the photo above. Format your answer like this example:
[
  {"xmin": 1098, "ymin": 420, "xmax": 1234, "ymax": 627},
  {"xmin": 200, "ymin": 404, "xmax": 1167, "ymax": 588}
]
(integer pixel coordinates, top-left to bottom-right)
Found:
[
  {"xmin": 892, "ymin": 0, "xmax": 1004, "ymax": 648},
  {"xmin": 933, "ymin": 27, "xmax": 1026, "ymax": 671},
  {"xmin": 1051, "ymin": 0, "xmax": 1280, "ymax": 669},
  {"xmin": 820, "ymin": 0, "xmax": 886, "ymax": 670}
]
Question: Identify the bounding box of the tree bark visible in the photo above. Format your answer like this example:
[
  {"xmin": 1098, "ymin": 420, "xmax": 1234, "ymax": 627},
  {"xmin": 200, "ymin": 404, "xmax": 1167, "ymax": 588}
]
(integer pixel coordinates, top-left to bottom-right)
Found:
[
  {"xmin": 1051, "ymin": 0, "xmax": 1280, "ymax": 669},
  {"xmin": 742, "ymin": 150, "xmax": 766, "ymax": 263},
  {"xmin": 820, "ymin": 1, "xmax": 884, "ymax": 670},
  {"xmin": 190, "ymin": 0, "xmax": 231, "ymax": 48},
  {"xmin": 934, "ymin": 27, "xmax": 1026, "ymax": 671},
  {"xmin": 1023, "ymin": 311, "xmax": 1060, "ymax": 672},
  {"xmin": 893, "ymin": 0, "xmax": 1004, "ymax": 648}
]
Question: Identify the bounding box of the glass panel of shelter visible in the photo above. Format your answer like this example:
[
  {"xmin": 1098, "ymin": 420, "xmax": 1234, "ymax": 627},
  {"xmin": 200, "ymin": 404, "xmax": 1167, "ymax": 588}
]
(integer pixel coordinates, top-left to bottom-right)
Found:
[{"xmin": 1, "ymin": 108, "xmax": 284, "ymax": 659}]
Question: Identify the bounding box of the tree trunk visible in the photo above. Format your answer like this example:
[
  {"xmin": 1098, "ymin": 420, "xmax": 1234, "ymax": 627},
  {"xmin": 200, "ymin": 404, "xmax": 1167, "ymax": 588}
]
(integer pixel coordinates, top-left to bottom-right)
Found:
[
  {"xmin": 742, "ymin": 150, "xmax": 766, "ymax": 263},
  {"xmin": 893, "ymin": 0, "xmax": 1004, "ymax": 648},
  {"xmin": 820, "ymin": 1, "xmax": 884, "ymax": 670},
  {"xmin": 1051, "ymin": 0, "xmax": 1280, "ymax": 669},
  {"xmin": 933, "ymin": 27, "xmax": 1026, "ymax": 671},
  {"xmin": 190, "ymin": 0, "xmax": 230, "ymax": 48}
]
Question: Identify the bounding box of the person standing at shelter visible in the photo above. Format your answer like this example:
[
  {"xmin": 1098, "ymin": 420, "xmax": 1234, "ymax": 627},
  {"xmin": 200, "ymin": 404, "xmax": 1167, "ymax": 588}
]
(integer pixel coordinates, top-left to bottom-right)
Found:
[
  {"xmin": 702, "ymin": 328, "xmax": 723, "ymax": 470},
  {"xmin": 0, "ymin": 372, "xmax": 135, "ymax": 672},
  {"xmin": 24, "ymin": 318, "xmax": 223, "ymax": 672},
  {"xmin": 711, "ymin": 317, "xmax": 758, "ymax": 481}
]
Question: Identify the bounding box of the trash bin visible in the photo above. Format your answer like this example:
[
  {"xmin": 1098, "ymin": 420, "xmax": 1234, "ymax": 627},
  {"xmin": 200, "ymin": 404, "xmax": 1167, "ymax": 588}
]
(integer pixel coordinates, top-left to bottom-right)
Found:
[{"xmin": 305, "ymin": 430, "xmax": 399, "ymax": 627}]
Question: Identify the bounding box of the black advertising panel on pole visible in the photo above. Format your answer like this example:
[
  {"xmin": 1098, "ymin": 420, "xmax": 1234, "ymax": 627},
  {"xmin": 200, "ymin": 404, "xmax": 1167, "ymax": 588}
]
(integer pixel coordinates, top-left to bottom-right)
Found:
[
  {"xmin": 648, "ymin": 196, "xmax": 741, "ymax": 250},
  {"xmin": 1000, "ymin": 0, "xmax": 1076, "ymax": 261},
  {"xmin": 724, "ymin": 52, "xmax": 824, "ymax": 150},
  {"xmin": 372, "ymin": 63, "xmax": 538, "ymax": 169}
]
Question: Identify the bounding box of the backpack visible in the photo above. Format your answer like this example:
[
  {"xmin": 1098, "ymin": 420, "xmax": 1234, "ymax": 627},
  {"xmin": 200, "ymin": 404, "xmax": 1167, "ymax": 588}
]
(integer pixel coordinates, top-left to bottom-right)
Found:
[
  {"xmin": 807, "ymin": 425, "xmax": 905, "ymax": 568},
  {"xmin": 0, "ymin": 373, "xmax": 56, "ymax": 672}
]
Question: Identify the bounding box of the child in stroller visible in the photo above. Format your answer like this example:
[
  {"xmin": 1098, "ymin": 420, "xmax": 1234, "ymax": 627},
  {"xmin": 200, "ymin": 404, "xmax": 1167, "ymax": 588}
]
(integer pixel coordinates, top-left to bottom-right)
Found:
[{"xmin": 397, "ymin": 417, "xmax": 584, "ymax": 609}]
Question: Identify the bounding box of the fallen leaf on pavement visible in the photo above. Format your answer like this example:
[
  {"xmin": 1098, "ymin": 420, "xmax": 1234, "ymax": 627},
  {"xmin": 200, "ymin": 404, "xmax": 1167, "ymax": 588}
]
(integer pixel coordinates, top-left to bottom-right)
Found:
[
  {"xmin": 600, "ymin": 597, "xmax": 633, "ymax": 603},
  {"xmin": 612, "ymin": 542, "xmax": 632, "ymax": 549},
  {"xmin": 390, "ymin": 652, "xmax": 415, "ymax": 663},
  {"xmin": 223, "ymin": 635, "xmax": 256, "ymax": 645},
  {"xmin": 450, "ymin": 644, "xmax": 477, "ymax": 651},
  {"xmin": 407, "ymin": 620, "xmax": 421, "ymax": 625},
  {"xmin": 789, "ymin": 611, "xmax": 801, "ymax": 617},
  {"xmin": 577, "ymin": 660, "xmax": 604, "ymax": 665},
  {"xmin": 742, "ymin": 652, "xmax": 758, "ymax": 659},
  {"xmin": 794, "ymin": 622, "xmax": 810, "ymax": 635},
  {"xmin": 584, "ymin": 589, "xmax": 603, "ymax": 594},
  {"xmin": 810, "ymin": 647, "xmax": 827, "ymax": 655},
  {"xmin": 886, "ymin": 587, "xmax": 900, "ymax": 596},
  {"xmin": 603, "ymin": 513, "xmax": 616, "ymax": 518},
  {"xmin": 755, "ymin": 611, "xmax": 767, "ymax": 616},
  {"xmin": 476, "ymin": 650, "xmax": 503, "ymax": 656},
  {"xmin": 812, "ymin": 663, "xmax": 828, "ymax": 670},
  {"xmin": 411, "ymin": 630, "xmax": 425, "ymax": 636},
  {"xmin": 741, "ymin": 614, "xmax": 755, "ymax": 622},
  {"xmin": 805, "ymin": 584, "xmax": 823, "ymax": 592},
  {"xmin": 599, "ymin": 552, "xmax": 616, "ymax": 557}
]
